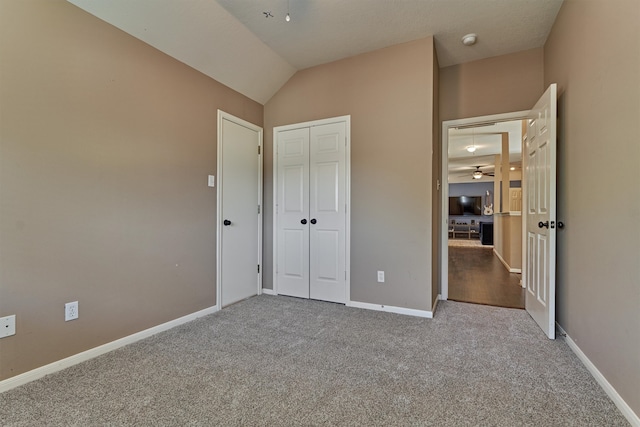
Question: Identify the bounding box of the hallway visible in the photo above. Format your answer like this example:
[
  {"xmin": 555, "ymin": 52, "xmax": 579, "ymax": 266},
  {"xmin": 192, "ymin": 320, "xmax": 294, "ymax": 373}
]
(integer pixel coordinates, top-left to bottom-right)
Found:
[{"xmin": 448, "ymin": 245, "xmax": 524, "ymax": 309}]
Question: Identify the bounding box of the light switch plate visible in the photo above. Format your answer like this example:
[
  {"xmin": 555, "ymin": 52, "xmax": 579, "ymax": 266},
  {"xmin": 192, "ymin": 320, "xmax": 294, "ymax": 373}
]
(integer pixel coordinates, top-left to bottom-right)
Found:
[
  {"xmin": 0, "ymin": 315, "xmax": 16, "ymax": 338},
  {"xmin": 208, "ymin": 175, "xmax": 215, "ymax": 187}
]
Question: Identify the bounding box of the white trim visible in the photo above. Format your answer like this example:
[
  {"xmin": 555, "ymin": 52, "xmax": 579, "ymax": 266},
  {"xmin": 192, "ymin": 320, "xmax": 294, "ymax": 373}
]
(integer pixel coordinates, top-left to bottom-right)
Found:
[
  {"xmin": 348, "ymin": 301, "xmax": 433, "ymax": 319},
  {"xmin": 0, "ymin": 306, "xmax": 218, "ymax": 394},
  {"xmin": 441, "ymin": 111, "xmax": 530, "ymax": 301},
  {"xmin": 557, "ymin": 324, "xmax": 640, "ymax": 427},
  {"xmin": 272, "ymin": 115, "xmax": 351, "ymax": 303},
  {"xmin": 272, "ymin": 124, "xmax": 278, "ymax": 296},
  {"xmin": 261, "ymin": 288, "xmax": 276, "ymax": 295},
  {"xmin": 273, "ymin": 115, "xmax": 351, "ymax": 132},
  {"xmin": 494, "ymin": 211, "xmax": 522, "ymax": 216},
  {"xmin": 217, "ymin": 110, "xmax": 263, "ymax": 310},
  {"xmin": 493, "ymin": 248, "xmax": 522, "ymax": 273}
]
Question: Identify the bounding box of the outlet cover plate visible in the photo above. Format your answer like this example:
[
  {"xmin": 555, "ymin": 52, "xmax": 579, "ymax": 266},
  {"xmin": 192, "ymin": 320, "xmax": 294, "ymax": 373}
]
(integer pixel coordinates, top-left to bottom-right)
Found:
[
  {"xmin": 0, "ymin": 315, "xmax": 16, "ymax": 338},
  {"xmin": 65, "ymin": 301, "xmax": 79, "ymax": 321},
  {"xmin": 377, "ymin": 271, "xmax": 385, "ymax": 283}
]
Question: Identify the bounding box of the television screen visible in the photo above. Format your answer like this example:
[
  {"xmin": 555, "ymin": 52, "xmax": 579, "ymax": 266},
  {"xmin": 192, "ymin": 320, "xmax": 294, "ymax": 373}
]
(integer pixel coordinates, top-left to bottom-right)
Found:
[{"xmin": 449, "ymin": 196, "xmax": 482, "ymax": 216}]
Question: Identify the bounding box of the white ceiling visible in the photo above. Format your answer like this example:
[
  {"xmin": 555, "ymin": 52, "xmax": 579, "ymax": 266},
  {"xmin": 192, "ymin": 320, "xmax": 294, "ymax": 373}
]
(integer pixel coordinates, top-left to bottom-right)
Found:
[
  {"xmin": 448, "ymin": 120, "xmax": 523, "ymax": 183},
  {"xmin": 68, "ymin": 0, "xmax": 563, "ymax": 104}
]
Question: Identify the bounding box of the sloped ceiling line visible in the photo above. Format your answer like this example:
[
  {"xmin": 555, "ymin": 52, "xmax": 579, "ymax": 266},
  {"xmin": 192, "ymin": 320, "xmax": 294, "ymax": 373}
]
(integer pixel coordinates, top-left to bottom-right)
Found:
[{"xmin": 67, "ymin": 0, "xmax": 563, "ymax": 105}]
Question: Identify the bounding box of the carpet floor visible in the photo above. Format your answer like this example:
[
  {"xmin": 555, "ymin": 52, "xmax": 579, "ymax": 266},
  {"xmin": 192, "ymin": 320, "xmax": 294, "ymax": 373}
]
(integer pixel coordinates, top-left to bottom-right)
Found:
[{"xmin": 0, "ymin": 295, "xmax": 629, "ymax": 426}]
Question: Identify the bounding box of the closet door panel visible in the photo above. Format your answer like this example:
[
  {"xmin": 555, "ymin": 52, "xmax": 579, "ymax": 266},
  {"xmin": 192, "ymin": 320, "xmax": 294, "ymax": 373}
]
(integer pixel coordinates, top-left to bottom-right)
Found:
[
  {"xmin": 276, "ymin": 128, "xmax": 310, "ymax": 299},
  {"xmin": 309, "ymin": 122, "xmax": 346, "ymax": 303}
]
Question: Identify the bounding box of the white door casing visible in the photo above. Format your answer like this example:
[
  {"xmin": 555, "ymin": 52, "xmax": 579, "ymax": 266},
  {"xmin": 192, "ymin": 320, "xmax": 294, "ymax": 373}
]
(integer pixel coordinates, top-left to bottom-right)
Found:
[
  {"xmin": 274, "ymin": 116, "xmax": 350, "ymax": 304},
  {"xmin": 525, "ymin": 84, "xmax": 557, "ymax": 339},
  {"xmin": 217, "ymin": 111, "xmax": 263, "ymax": 308},
  {"xmin": 440, "ymin": 111, "xmax": 530, "ymax": 301}
]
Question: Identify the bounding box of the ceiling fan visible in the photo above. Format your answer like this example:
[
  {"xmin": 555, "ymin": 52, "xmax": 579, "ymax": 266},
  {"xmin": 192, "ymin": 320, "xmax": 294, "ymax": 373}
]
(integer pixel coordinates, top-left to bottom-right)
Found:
[{"xmin": 472, "ymin": 166, "xmax": 494, "ymax": 180}]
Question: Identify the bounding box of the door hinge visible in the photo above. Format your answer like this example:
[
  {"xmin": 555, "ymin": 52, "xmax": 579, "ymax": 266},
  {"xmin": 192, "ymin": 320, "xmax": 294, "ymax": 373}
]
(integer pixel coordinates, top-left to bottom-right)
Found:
[
  {"xmin": 257, "ymin": 264, "xmax": 260, "ymax": 273},
  {"xmin": 258, "ymin": 205, "xmax": 261, "ymax": 214},
  {"xmin": 258, "ymin": 146, "xmax": 261, "ymax": 155}
]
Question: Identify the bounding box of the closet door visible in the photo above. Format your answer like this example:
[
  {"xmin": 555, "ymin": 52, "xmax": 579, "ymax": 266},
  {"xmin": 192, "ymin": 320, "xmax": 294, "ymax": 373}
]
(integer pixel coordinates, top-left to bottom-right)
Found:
[
  {"xmin": 276, "ymin": 128, "xmax": 310, "ymax": 298},
  {"xmin": 309, "ymin": 122, "xmax": 346, "ymax": 303}
]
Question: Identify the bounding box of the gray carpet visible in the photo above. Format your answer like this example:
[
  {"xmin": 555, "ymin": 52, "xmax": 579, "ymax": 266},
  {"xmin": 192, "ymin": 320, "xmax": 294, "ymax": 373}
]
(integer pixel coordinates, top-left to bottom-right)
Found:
[{"xmin": 0, "ymin": 295, "xmax": 629, "ymax": 426}]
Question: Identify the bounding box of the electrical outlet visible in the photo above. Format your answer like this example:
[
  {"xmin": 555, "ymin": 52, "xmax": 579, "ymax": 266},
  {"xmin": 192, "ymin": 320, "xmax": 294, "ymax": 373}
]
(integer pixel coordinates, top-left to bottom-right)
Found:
[
  {"xmin": 0, "ymin": 315, "xmax": 16, "ymax": 338},
  {"xmin": 65, "ymin": 301, "xmax": 79, "ymax": 321},
  {"xmin": 377, "ymin": 271, "xmax": 385, "ymax": 283}
]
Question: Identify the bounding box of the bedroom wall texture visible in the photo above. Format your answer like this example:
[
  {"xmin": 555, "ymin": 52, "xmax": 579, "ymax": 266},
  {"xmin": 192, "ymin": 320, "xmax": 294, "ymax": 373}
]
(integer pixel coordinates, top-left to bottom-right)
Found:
[
  {"xmin": 264, "ymin": 38, "xmax": 436, "ymax": 311},
  {"xmin": 439, "ymin": 48, "xmax": 544, "ymax": 122},
  {"xmin": 543, "ymin": 0, "xmax": 640, "ymax": 416},
  {"xmin": 0, "ymin": 0, "xmax": 263, "ymax": 380}
]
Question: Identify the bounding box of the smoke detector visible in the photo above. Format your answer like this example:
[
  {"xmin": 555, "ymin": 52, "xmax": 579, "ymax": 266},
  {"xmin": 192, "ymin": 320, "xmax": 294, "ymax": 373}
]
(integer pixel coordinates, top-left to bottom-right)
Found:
[{"xmin": 462, "ymin": 33, "xmax": 477, "ymax": 46}]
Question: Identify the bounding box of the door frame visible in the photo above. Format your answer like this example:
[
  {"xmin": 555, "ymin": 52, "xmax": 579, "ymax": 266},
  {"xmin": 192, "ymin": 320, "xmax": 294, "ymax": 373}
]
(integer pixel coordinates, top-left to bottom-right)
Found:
[
  {"xmin": 440, "ymin": 110, "xmax": 529, "ymax": 301},
  {"xmin": 272, "ymin": 115, "xmax": 351, "ymax": 303},
  {"xmin": 216, "ymin": 110, "xmax": 263, "ymax": 311}
]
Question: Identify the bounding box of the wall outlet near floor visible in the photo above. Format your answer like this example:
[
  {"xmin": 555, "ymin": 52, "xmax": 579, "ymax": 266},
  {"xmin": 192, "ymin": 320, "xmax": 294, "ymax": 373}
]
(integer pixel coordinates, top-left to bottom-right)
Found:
[
  {"xmin": 377, "ymin": 271, "xmax": 385, "ymax": 283},
  {"xmin": 65, "ymin": 301, "xmax": 79, "ymax": 321},
  {"xmin": 0, "ymin": 315, "xmax": 16, "ymax": 338}
]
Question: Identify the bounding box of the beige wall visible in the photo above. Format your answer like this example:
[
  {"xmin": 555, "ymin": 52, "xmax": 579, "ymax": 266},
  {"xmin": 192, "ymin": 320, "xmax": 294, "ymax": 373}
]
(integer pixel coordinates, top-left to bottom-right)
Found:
[
  {"xmin": 431, "ymin": 47, "xmax": 441, "ymax": 306},
  {"xmin": 0, "ymin": 0, "xmax": 262, "ymax": 380},
  {"xmin": 544, "ymin": 0, "xmax": 640, "ymax": 415},
  {"xmin": 264, "ymin": 38, "xmax": 436, "ymax": 311},
  {"xmin": 493, "ymin": 214, "xmax": 522, "ymax": 272},
  {"xmin": 440, "ymin": 48, "xmax": 544, "ymax": 122}
]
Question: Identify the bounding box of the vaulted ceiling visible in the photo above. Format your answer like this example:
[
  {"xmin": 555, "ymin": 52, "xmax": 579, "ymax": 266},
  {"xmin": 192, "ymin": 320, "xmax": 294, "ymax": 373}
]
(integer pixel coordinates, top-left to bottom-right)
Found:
[{"xmin": 68, "ymin": 0, "xmax": 563, "ymax": 105}]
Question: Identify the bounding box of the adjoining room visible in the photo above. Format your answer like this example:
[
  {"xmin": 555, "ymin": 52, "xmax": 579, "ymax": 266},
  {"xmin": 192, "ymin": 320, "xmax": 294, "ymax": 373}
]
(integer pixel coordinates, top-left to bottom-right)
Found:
[{"xmin": 446, "ymin": 121, "xmax": 525, "ymax": 309}]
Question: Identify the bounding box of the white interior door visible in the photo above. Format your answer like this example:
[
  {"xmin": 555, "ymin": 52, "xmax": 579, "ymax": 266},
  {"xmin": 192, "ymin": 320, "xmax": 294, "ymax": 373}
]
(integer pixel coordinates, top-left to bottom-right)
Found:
[
  {"xmin": 309, "ymin": 122, "xmax": 346, "ymax": 303},
  {"xmin": 219, "ymin": 113, "xmax": 262, "ymax": 307},
  {"xmin": 525, "ymin": 84, "xmax": 557, "ymax": 339},
  {"xmin": 276, "ymin": 128, "xmax": 310, "ymax": 299}
]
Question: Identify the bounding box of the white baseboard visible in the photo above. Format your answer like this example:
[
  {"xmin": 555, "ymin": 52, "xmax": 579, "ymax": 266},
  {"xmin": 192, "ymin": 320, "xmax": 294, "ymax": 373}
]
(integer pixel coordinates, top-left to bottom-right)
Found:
[
  {"xmin": 261, "ymin": 288, "xmax": 276, "ymax": 295},
  {"xmin": 348, "ymin": 301, "xmax": 433, "ymax": 318},
  {"xmin": 0, "ymin": 305, "xmax": 218, "ymax": 394},
  {"xmin": 557, "ymin": 323, "xmax": 639, "ymax": 426},
  {"xmin": 493, "ymin": 248, "xmax": 521, "ymax": 273}
]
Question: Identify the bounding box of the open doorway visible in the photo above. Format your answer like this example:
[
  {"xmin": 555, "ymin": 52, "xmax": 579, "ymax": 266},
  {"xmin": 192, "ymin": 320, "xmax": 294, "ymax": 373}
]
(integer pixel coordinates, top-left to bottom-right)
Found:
[{"xmin": 442, "ymin": 113, "xmax": 527, "ymax": 309}]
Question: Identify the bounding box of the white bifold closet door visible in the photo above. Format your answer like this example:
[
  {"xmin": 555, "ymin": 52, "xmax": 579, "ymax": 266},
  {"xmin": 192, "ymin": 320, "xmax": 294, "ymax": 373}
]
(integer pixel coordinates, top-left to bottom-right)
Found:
[{"xmin": 276, "ymin": 121, "xmax": 346, "ymax": 303}]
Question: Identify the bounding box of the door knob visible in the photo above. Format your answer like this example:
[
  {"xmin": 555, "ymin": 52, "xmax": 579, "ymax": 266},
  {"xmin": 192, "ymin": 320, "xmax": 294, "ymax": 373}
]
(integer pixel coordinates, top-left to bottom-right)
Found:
[
  {"xmin": 301, "ymin": 219, "xmax": 307, "ymax": 225},
  {"xmin": 310, "ymin": 218, "xmax": 317, "ymax": 224},
  {"xmin": 223, "ymin": 219, "xmax": 231, "ymax": 226},
  {"xmin": 538, "ymin": 221, "xmax": 549, "ymax": 229}
]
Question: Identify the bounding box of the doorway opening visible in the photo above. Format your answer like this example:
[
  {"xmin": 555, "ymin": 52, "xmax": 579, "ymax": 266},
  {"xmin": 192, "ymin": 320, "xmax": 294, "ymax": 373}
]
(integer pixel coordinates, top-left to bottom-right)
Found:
[{"xmin": 441, "ymin": 112, "xmax": 528, "ymax": 309}]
